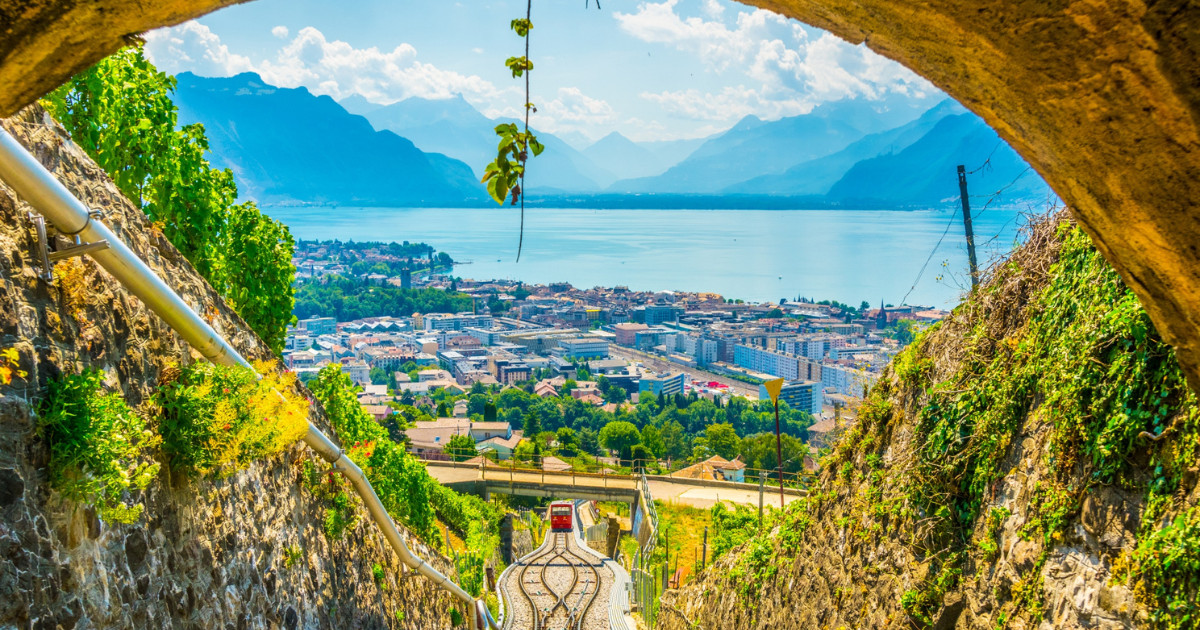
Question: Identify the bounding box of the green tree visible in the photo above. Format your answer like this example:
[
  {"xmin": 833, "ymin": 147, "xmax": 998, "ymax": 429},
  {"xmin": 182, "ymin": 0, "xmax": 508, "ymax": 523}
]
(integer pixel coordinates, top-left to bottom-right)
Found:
[
  {"xmin": 445, "ymin": 434, "xmax": 477, "ymax": 462},
  {"xmin": 738, "ymin": 432, "xmax": 807, "ymax": 474},
  {"xmin": 523, "ymin": 412, "xmax": 543, "ymax": 443},
  {"xmin": 660, "ymin": 420, "xmax": 690, "ymax": 461},
  {"xmin": 468, "ymin": 393, "xmax": 488, "ymax": 416},
  {"xmin": 630, "ymin": 445, "xmax": 652, "ymax": 471},
  {"xmin": 599, "ymin": 421, "xmax": 641, "ymax": 456},
  {"xmin": 555, "ymin": 427, "xmax": 578, "ymax": 450},
  {"xmin": 577, "ymin": 427, "xmax": 601, "ymax": 456},
  {"xmin": 483, "ymin": 401, "xmax": 498, "ymax": 422},
  {"xmin": 369, "ymin": 367, "xmax": 389, "ymax": 386},
  {"xmin": 219, "ymin": 202, "xmax": 296, "ymax": 354},
  {"xmin": 704, "ymin": 423, "xmax": 741, "ymax": 459},
  {"xmin": 640, "ymin": 424, "xmax": 665, "ymax": 459}
]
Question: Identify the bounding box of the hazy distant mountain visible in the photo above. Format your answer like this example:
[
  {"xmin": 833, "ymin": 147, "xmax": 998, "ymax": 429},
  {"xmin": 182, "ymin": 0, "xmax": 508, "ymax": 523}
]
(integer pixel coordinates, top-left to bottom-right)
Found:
[
  {"xmin": 825, "ymin": 113, "xmax": 1051, "ymax": 205},
  {"xmin": 350, "ymin": 95, "xmax": 616, "ymax": 191},
  {"xmin": 638, "ymin": 137, "xmax": 707, "ymax": 168},
  {"xmin": 609, "ymin": 98, "xmax": 928, "ymax": 194},
  {"xmin": 728, "ymin": 99, "xmax": 967, "ymax": 196},
  {"xmin": 555, "ymin": 130, "xmax": 595, "ymax": 152},
  {"xmin": 582, "ymin": 132, "xmax": 673, "ymax": 180},
  {"xmin": 337, "ymin": 94, "xmax": 381, "ymax": 117},
  {"xmin": 172, "ymin": 73, "xmax": 482, "ymax": 206}
]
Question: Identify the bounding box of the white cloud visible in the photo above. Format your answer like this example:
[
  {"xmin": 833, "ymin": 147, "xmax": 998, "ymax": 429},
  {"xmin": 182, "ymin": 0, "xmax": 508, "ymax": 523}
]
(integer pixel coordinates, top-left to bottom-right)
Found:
[
  {"xmin": 144, "ymin": 22, "xmax": 616, "ymax": 137},
  {"xmin": 540, "ymin": 87, "xmax": 617, "ymax": 125},
  {"xmin": 482, "ymin": 86, "xmax": 617, "ymax": 136},
  {"xmin": 143, "ymin": 21, "xmax": 255, "ymax": 77},
  {"xmin": 145, "ymin": 22, "xmax": 506, "ymax": 107},
  {"xmin": 251, "ymin": 26, "xmax": 505, "ymax": 104},
  {"xmin": 641, "ymin": 85, "xmax": 805, "ymax": 121},
  {"xmin": 701, "ymin": 0, "xmax": 725, "ymax": 19},
  {"xmin": 614, "ymin": 0, "xmax": 935, "ymax": 121}
]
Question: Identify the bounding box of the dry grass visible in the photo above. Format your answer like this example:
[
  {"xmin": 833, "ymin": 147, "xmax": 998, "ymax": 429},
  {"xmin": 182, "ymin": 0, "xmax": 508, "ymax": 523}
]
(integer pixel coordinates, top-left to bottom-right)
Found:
[{"xmin": 922, "ymin": 210, "xmax": 1071, "ymax": 390}]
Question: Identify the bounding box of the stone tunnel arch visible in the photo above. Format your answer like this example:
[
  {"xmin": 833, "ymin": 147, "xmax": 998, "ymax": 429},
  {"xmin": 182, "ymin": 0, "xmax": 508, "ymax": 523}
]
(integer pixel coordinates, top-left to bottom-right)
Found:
[{"xmin": 1, "ymin": 0, "xmax": 1198, "ymax": 390}]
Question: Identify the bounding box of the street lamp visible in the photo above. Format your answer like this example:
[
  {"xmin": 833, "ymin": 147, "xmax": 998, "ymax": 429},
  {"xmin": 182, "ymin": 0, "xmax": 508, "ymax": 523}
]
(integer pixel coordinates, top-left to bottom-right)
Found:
[{"xmin": 764, "ymin": 377, "xmax": 786, "ymax": 509}]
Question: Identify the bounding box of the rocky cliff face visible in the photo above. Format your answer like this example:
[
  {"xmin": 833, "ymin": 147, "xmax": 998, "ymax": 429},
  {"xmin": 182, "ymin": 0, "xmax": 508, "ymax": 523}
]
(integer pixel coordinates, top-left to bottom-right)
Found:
[
  {"xmin": 658, "ymin": 216, "xmax": 1200, "ymax": 629},
  {"xmin": 0, "ymin": 107, "xmax": 459, "ymax": 629}
]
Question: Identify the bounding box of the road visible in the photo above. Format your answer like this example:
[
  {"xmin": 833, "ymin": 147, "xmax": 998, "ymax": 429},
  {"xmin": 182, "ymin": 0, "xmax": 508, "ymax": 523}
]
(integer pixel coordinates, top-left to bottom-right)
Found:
[
  {"xmin": 609, "ymin": 346, "xmax": 760, "ymax": 399},
  {"xmin": 424, "ymin": 462, "xmax": 805, "ymax": 509}
]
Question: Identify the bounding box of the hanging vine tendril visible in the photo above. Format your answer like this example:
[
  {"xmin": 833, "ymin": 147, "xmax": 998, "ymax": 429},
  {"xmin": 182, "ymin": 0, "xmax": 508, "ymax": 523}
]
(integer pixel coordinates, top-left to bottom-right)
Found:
[{"xmin": 482, "ymin": 0, "xmax": 542, "ymax": 263}]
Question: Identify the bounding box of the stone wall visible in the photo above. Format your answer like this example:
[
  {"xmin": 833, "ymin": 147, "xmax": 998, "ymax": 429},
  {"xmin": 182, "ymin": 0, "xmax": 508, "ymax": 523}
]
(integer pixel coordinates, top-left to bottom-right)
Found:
[
  {"xmin": 2, "ymin": 0, "xmax": 1198, "ymax": 396},
  {"xmin": 0, "ymin": 107, "xmax": 461, "ymax": 629}
]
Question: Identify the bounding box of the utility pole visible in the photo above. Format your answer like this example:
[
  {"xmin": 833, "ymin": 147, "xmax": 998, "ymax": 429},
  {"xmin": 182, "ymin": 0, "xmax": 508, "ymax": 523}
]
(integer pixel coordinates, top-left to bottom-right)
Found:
[
  {"xmin": 957, "ymin": 165, "xmax": 980, "ymax": 290},
  {"xmin": 758, "ymin": 470, "xmax": 766, "ymax": 527}
]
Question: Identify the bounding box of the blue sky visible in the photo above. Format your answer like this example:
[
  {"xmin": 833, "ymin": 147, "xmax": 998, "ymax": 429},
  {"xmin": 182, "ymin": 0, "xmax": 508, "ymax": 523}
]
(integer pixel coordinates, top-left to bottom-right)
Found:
[{"xmin": 145, "ymin": 0, "xmax": 943, "ymax": 143}]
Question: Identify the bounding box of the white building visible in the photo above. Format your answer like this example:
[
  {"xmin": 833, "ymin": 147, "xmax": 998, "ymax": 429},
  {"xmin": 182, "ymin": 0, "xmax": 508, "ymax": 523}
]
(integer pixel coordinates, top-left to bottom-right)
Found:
[
  {"xmin": 734, "ymin": 344, "xmax": 801, "ymax": 380},
  {"xmin": 820, "ymin": 363, "xmax": 878, "ymax": 397}
]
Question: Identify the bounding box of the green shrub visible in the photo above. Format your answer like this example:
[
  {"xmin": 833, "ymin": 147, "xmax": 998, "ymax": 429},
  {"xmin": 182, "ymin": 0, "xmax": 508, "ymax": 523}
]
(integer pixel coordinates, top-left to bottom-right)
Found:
[
  {"xmin": 372, "ymin": 562, "xmax": 386, "ymax": 587},
  {"xmin": 42, "ymin": 47, "xmax": 296, "ymax": 354},
  {"xmin": 39, "ymin": 369, "xmax": 159, "ymax": 523},
  {"xmin": 977, "ymin": 506, "xmax": 1011, "ymax": 560},
  {"xmin": 310, "ymin": 364, "xmax": 438, "ymax": 539},
  {"xmin": 299, "ymin": 460, "xmax": 358, "ymax": 540},
  {"xmin": 709, "ymin": 503, "xmax": 759, "ymax": 562},
  {"xmin": 156, "ymin": 361, "xmax": 307, "ymax": 477},
  {"xmin": 1129, "ymin": 507, "xmax": 1200, "ymax": 629}
]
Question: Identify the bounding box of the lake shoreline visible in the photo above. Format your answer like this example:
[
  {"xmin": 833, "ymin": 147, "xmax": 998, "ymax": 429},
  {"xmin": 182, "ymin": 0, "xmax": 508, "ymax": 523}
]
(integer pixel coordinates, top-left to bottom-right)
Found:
[{"xmin": 267, "ymin": 206, "xmax": 1029, "ymax": 308}]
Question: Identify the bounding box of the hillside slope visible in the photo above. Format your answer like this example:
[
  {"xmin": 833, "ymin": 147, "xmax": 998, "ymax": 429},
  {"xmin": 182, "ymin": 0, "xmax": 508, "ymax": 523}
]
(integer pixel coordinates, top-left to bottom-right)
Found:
[
  {"xmin": 0, "ymin": 107, "xmax": 460, "ymax": 628},
  {"xmin": 658, "ymin": 215, "xmax": 1199, "ymax": 629}
]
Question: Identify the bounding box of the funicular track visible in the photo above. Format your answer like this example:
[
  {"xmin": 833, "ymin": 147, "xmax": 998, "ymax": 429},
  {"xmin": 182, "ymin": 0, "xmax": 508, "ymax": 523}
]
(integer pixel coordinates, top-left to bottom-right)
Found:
[{"xmin": 505, "ymin": 531, "xmax": 607, "ymax": 630}]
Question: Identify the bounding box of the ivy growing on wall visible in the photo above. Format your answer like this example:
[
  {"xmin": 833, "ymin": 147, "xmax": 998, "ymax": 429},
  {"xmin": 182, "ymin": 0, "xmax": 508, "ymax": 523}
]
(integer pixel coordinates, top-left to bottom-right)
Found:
[
  {"xmin": 42, "ymin": 47, "xmax": 296, "ymax": 354},
  {"xmin": 38, "ymin": 369, "xmax": 160, "ymax": 524}
]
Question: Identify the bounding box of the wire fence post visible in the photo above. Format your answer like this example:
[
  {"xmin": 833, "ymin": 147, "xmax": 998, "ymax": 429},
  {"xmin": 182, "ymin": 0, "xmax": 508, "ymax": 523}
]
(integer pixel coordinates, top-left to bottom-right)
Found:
[{"xmin": 957, "ymin": 164, "xmax": 980, "ymax": 289}]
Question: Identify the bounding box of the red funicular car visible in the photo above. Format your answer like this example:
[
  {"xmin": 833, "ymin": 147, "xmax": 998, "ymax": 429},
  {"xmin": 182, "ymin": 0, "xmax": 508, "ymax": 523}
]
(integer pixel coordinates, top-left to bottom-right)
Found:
[{"xmin": 549, "ymin": 501, "xmax": 574, "ymax": 531}]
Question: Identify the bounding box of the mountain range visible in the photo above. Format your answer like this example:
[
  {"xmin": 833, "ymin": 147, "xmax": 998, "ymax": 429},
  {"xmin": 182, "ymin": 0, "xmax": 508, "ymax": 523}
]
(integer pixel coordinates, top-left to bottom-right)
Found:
[
  {"xmin": 172, "ymin": 72, "xmax": 482, "ymax": 206},
  {"xmin": 172, "ymin": 72, "xmax": 1051, "ymax": 209}
]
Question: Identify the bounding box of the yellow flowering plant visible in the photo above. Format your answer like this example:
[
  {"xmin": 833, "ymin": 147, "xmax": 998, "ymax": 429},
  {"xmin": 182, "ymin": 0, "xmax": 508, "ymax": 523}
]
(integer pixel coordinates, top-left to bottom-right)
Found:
[{"xmin": 157, "ymin": 360, "xmax": 308, "ymax": 478}]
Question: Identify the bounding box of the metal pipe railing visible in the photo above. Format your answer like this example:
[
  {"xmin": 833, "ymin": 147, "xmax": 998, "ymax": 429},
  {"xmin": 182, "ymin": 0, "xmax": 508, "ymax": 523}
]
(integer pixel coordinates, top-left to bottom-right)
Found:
[{"xmin": 0, "ymin": 127, "xmax": 495, "ymax": 630}]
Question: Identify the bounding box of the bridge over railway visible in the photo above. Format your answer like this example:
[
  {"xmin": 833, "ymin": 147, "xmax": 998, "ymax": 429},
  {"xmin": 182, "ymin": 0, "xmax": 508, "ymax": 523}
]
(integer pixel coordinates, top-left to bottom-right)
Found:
[{"xmin": 423, "ymin": 461, "xmax": 806, "ymax": 510}]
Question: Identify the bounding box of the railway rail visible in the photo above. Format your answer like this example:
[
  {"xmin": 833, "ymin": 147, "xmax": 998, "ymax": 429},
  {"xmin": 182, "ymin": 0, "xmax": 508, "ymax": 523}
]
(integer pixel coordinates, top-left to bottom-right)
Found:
[{"xmin": 504, "ymin": 531, "xmax": 610, "ymax": 630}]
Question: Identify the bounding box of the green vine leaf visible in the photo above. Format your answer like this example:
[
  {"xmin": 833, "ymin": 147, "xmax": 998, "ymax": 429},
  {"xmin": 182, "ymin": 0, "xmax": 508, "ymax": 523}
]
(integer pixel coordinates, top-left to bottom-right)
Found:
[
  {"xmin": 510, "ymin": 18, "xmax": 532, "ymax": 36},
  {"xmin": 504, "ymin": 56, "xmax": 533, "ymax": 78}
]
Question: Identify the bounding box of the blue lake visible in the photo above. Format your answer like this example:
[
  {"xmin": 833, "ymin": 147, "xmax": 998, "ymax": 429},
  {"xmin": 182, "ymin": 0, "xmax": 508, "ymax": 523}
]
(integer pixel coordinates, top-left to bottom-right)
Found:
[{"xmin": 264, "ymin": 205, "xmax": 1037, "ymax": 309}]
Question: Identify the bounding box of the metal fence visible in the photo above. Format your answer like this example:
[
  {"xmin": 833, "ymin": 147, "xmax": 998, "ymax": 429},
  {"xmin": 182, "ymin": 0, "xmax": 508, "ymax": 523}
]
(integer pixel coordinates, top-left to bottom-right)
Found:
[{"xmin": 630, "ymin": 468, "xmax": 667, "ymax": 629}]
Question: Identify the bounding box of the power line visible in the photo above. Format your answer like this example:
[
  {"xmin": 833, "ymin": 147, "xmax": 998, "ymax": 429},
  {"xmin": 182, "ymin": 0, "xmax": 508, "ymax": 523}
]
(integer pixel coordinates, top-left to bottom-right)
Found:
[
  {"xmin": 965, "ymin": 142, "xmax": 1002, "ymax": 175},
  {"xmin": 900, "ymin": 210, "xmax": 959, "ymax": 306},
  {"xmin": 902, "ymin": 162, "xmax": 1037, "ymax": 305},
  {"xmin": 970, "ymin": 165, "xmax": 1033, "ymax": 223}
]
